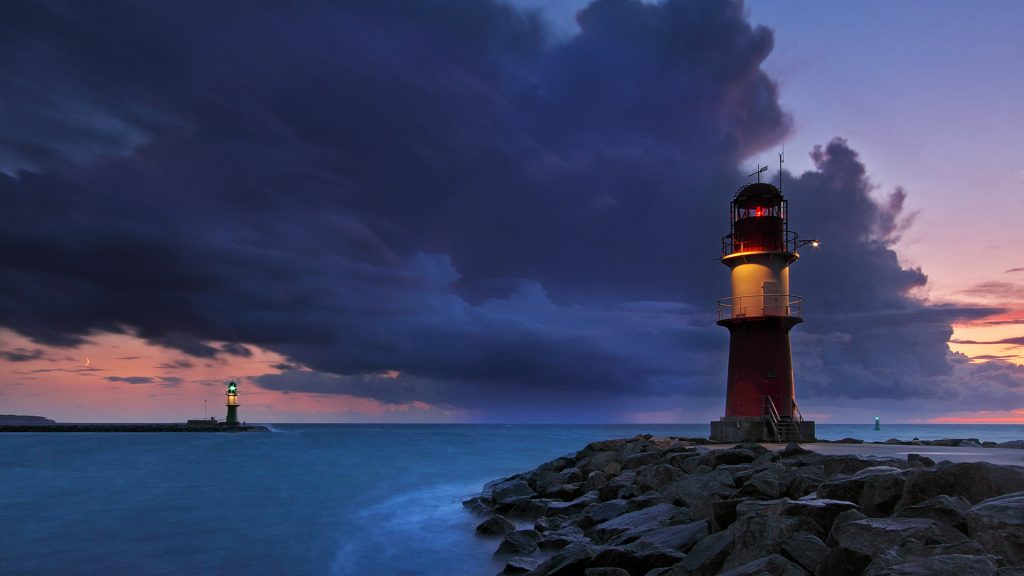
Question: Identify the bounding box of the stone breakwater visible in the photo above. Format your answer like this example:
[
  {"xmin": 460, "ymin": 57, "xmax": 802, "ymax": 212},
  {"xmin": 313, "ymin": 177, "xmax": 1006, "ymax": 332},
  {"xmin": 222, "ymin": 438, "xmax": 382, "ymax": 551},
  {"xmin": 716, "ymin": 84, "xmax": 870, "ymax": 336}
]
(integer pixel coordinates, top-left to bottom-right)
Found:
[{"xmin": 466, "ymin": 436, "xmax": 1024, "ymax": 576}]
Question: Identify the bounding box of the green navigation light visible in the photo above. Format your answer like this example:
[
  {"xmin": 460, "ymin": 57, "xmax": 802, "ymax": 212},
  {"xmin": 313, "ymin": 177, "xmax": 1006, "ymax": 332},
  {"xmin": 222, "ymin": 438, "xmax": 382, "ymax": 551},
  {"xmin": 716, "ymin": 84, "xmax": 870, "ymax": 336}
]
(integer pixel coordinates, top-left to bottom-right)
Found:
[{"xmin": 228, "ymin": 382, "xmax": 237, "ymax": 393}]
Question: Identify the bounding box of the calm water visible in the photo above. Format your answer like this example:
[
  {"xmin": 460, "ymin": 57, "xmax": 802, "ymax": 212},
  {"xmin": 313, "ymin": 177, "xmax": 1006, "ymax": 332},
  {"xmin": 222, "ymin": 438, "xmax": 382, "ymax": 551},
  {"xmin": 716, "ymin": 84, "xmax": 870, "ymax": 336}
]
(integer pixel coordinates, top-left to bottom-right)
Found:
[{"xmin": 1, "ymin": 423, "xmax": 1021, "ymax": 575}]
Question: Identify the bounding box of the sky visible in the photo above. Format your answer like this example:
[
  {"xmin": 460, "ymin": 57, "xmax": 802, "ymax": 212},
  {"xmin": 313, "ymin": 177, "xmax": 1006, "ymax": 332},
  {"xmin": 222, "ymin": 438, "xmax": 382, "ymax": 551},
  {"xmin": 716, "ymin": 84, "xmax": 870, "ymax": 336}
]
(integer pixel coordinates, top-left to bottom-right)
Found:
[{"xmin": 1, "ymin": 0, "xmax": 1022, "ymax": 424}]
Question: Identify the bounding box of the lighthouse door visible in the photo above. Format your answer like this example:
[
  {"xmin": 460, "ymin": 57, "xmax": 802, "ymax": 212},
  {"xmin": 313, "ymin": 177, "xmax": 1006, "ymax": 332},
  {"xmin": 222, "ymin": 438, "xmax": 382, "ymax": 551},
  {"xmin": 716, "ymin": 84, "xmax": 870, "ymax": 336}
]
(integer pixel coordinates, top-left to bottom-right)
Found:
[{"xmin": 763, "ymin": 281, "xmax": 783, "ymax": 316}]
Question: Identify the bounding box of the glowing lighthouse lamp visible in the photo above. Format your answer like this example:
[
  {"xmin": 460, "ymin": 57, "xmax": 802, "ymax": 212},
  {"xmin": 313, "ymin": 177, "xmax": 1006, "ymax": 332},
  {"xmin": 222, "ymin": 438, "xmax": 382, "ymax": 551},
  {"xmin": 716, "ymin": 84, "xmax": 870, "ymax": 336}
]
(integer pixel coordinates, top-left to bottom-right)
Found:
[
  {"xmin": 710, "ymin": 172, "xmax": 818, "ymax": 443},
  {"xmin": 225, "ymin": 380, "xmax": 240, "ymax": 426}
]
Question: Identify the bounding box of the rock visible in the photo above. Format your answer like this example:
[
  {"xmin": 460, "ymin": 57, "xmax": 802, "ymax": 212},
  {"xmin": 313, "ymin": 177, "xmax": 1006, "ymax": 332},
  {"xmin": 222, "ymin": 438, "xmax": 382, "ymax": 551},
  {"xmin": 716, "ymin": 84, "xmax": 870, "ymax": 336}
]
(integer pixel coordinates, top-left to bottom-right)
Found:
[
  {"xmin": 584, "ymin": 499, "xmax": 630, "ymax": 526},
  {"xmin": 493, "ymin": 479, "xmax": 537, "ymax": 505},
  {"xmin": 663, "ymin": 468, "xmax": 736, "ymax": 507},
  {"xmin": 625, "ymin": 490, "xmax": 671, "ymax": 512},
  {"xmin": 676, "ymin": 527, "xmax": 735, "ymax": 576},
  {"xmin": 636, "ymin": 464, "xmax": 685, "ymax": 492},
  {"xmin": 821, "ymin": 455, "xmax": 902, "ymax": 477},
  {"xmin": 825, "ymin": 509, "xmax": 867, "ymax": 546},
  {"xmin": 836, "ymin": 437, "xmax": 864, "ymax": 444},
  {"xmin": 818, "ymin": 466, "xmax": 906, "ymax": 517},
  {"xmin": 579, "ymin": 452, "xmax": 621, "ymax": 475},
  {"xmin": 834, "ymin": 517, "xmax": 968, "ymax": 558},
  {"xmin": 530, "ymin": 542, "xmax": 599, "ymax": 576},
  {"xmin": 546, "ymin": 491, "xmax": 601, "ymax": 516},
  {"xmin": 898, "ymin": 462, "xmax": 1024, "ymax": 508},
  {"xmin": 703, "ymin": 448, "xmax": 759, "ymax": 468},
  {"xmin": 477, "ymin": 514, "xmax": 516, "ymax": 536},
  {"xmin": 782, "ymin": 531, "xmax": 829, "ymax": 573},
  {"xmin": 499, "ymin": 555, "xmax": 541, "ymax": 575},
  {"xmin": 814, "ymin": 546, "xmax": 871, "ymax": 576},
  {"xmin": 584, "ymin": 568, "xmax": 630, "ymax": 576},
  {"xmin": 999, "ymin": 440, "xmax": 1024, "ymax": 449},
  {"xmin": 967, "ymin": 491, "xmax": 1024, "ymax": 565},
  {"xmin": 600, "ymin": 471, "xmax": 637, "ymax": 501},
  {"xmin": 495, "ymin": 530, "xmax": 539, "ymax": 556},
  {"xmin": 585, "ymin": 471, "xmax": 609, "ymax": 493},
  {"xmin": 868, "ymin": 554, "xmax": 1000, "ymax": 576},
  {"xmin": 623, "ymin": 451, "xmax": 664, "ymax": 470},
  {"xmin": 959, "ymin": 439, "xmax": 983, "ymax": 447},
  {"xmin": 589, "ymin": 546, "xmax": 686, "ymax": 576},
  {"xmin": 718, "ymin": 554, "xmax": 810, "ymax": 576},
  {"xmin": 590, "ymin": 503, "xmax": 681, "ymax": 544},
  {"xmin": 539, "ymin": 525, "xmax": 589, "ymax": 550},
  {"xmin": 736, "ymin": 498, "xmax": 860, "ymax": 541},
  {"xmin": 907, "ymin": 453, "xmax": 935, "ymax": 467},
  {"xmin": 463, "ymin": 496, "xmax": 491, "ymax": 515},
  {"xmin": 627, "ymin": 520, "xmax": 709, "ymax": 553},
  {"xmin": 501, "ymin": 498, "xmax": 552, "ymax": 520},
  {"xmin": 894, "ymin": 495, "xmax": 971, "ymax": 533},
  {"xmin": 779, "ymin": 442, "xmax": 812, "ymax": 458},
  {"xmin": 711, "ymin": 498, "xmax": 749, "ymax": 531},
  {"xmin": 739, "ymin": 467, "xmax": 789, "ymax": 500},
  {"xmin": 723, "ymin": 510, "xmax": 801, "ymax": 569}
]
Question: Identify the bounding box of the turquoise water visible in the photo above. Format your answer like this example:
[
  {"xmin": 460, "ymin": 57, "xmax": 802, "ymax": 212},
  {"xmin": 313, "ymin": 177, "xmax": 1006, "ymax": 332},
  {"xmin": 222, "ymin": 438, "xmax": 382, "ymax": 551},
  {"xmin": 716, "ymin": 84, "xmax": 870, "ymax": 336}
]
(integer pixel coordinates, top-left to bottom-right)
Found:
[{"xmin": 1, "ymin": 424, "xmax": 1021, "ymax": 575}]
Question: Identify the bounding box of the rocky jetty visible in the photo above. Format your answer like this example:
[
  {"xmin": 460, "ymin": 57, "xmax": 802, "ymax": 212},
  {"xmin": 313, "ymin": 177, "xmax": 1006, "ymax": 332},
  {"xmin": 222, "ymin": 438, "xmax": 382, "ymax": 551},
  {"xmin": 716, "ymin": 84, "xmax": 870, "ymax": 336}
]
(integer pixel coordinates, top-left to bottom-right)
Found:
[{"xmin": 466, "ymin": 436, "xmax": 1024, "ymax": 576}]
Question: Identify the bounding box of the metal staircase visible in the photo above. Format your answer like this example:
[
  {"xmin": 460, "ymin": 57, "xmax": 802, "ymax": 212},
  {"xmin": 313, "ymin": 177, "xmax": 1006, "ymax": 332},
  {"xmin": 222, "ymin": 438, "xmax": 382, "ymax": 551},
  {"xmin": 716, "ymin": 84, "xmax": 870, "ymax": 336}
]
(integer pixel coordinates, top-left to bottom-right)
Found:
[{"xmin": 764, "ymin": 395, "xmax": 803, "ymax": 442}]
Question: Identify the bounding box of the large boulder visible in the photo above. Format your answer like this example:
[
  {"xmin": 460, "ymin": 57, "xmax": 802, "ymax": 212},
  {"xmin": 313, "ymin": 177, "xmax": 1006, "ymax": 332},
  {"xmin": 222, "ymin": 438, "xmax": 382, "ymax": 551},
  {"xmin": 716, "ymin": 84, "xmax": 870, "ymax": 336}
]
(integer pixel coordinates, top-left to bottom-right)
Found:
[
  {"xmin": 636, "ymin": 464, "xmax": 685, "ymax": 493},
  {"xmin": 866, "ymin": 554, "xmax": 1000, "ymax": 576},
  {"xmin": 588, "ymin": 546, "xmax": 685, "ymax": 576},
  {"xmin": 626, "ymin": 520, "xmax": 709, "ymax": 553},
  {"xmin": 671, "ymin": 527, "xmax": 735, "ymax": 576},
  {"xmin": 821, "ymin": 455, "xmax": 903, "ymax": 477},
  {"xmin": 492, "ymin": 479, "xmax": 537, "ymax": 505},
  {"xmin": 894, "ymin": 495, "xmax": 971, "ymax": 533},
  {"xmin": 589, "ymin": 503, "xmax": 682, "ymax": 544},
  {"xmin": 495, "ymin": 530, "xmax": 539, "ymax": 556},
  {"xmin": 539, "ymin": 524, "xmax": 589, "ymax": 550},
  {"xmin": 736, "ymin": 498, "xmax": 859, "ymax": 541},
  {"xmin": 476, "ymin": 514, "xmax": 516, "ymax": 536},
  {"xmin": 967, "ymin": 491, "xmax": 1024, "ymax": 565},
  {"xmin": 897, "ymin": 462, "xmax": 1024, "ymax": 509},
  {"xmin": 499, "ymin": 555, "xmax": 541, "ymax": 575},
  {"xmin": 781, "ymin": 531, "xmax": 829, "ymax": 574},
  {"xmin": 817, "ymin": 466, "xmax": 906, "ymax": 517},
  {"xmin": 530, "ymin": 542, "xmax": 600, "ymax": 576},
  {"xmin": 834, "ymin": 517, "xmax": 968, "ymax": 558},
  {"xmin": 582, "ymin": 499, "xmax": 630, "ymax": 527},
  {"xmin": 546, "ymin": 491, "xmax": 601, "ymax": 516},
  {"xmin": 717, "ymin": 554, "xmax": 810, "ymax": 576},
  {"xmin": 663, "ymin": 468, "xmax": 736, "ymax": 507}
]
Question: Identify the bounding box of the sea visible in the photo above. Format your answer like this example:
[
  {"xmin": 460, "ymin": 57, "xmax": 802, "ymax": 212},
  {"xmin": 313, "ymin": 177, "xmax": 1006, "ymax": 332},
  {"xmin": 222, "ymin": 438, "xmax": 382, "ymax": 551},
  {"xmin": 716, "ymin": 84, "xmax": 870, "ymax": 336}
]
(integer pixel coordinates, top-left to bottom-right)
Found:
[{"xmin": 1, "ymin": 423, "xmax": 1021, "ymax": 575}]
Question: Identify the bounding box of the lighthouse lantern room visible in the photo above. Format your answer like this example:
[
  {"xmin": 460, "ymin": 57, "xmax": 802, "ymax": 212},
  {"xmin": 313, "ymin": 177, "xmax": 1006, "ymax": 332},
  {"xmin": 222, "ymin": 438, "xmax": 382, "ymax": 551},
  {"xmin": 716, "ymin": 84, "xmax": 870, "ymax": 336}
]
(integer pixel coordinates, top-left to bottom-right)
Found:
[
  {"xmin": 225, "ymin": 380, "xmax": 240, "ymax": 425},
  {"xmin": 710, "ymin": 181, "xmax": 816, "ymax": 443}
]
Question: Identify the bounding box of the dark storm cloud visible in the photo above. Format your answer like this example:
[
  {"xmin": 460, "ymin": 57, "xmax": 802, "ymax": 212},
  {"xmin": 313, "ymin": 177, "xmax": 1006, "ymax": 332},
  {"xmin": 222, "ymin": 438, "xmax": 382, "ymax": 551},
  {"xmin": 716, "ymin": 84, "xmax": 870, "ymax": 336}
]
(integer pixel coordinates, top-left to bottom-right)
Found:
[
  {"xmin": 0, "ymin": 347, "xmax": 46, "ymax": 362},
  {"xmin": 1, "ymin": 0, "xmax": 1020, "ymax": 418},
  {"xmin": 105, "ymin": 376, "xmax": 154, "ymax": 384}
]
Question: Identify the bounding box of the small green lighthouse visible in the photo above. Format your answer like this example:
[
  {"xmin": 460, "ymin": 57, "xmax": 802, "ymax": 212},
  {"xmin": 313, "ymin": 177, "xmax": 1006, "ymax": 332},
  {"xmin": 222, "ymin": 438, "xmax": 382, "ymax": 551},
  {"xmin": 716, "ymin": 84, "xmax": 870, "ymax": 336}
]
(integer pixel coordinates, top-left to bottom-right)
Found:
[{"xmin": 225, "ymin": 380, "xmax": 240, "ymax": 424}]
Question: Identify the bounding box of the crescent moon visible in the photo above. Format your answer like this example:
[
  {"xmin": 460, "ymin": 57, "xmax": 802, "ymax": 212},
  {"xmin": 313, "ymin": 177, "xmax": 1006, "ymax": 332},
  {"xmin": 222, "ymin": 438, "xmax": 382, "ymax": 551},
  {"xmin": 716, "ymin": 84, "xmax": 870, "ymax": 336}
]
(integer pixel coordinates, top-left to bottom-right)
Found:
[{"xmin": 84, "ymin": 357, "xmax": 90, "ymax": 367}]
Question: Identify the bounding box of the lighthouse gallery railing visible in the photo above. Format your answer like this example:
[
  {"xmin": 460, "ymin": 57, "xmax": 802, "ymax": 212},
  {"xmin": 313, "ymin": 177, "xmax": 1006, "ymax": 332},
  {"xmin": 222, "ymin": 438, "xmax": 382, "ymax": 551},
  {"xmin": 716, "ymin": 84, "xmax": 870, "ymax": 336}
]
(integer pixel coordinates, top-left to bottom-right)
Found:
[{"xmin": 717, "ymin": 294, "xmax": 803, "ymax": 321}]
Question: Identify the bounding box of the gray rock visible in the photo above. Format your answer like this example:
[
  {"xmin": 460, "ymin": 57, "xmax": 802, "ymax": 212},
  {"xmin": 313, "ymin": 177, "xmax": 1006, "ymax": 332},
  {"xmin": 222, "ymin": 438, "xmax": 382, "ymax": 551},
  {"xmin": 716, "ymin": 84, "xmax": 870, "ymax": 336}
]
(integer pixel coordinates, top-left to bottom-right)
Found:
[
  {"xmin": 501, "ymin": 498, "xmax": 552, "ymax": 520},
  {"xmin": 959, "ymin": 439, "xmax": 983, "ymax": 447},
  {"xmin": 493, "ymin": 479, "xmax": 537, "ymax": 505},
  {"xmin": 625, "ymin": 490, "xmax": 671, "ymax": 512},
  {"xmin": 589, "ymin": 546, "xmax": 686, "ymax": 576},
  {"xmin": 779, "ymin": 442, "xmax": 813, "ymax": 458},
  {"xmin": 584, "ymin": 568, "xmax": 630, "ymax": 576},
  {"xmin": 723, "ymin": 510, "xmax": 801, "ymax": 569},
  {"xmin": 539, "ymin": 524, "xmax": 589, "ymax": 550},
  {"xmin": 677, "ymin": 527, "xmax": 735, "ymax": 576},
  {"xmin": 835, "ymin": 517, "xmax": 968, "ymax": 557},
  {"xmin": 477, "ymin": 514, "xmax": 516, "ymax": 536},
  {"xmin": 584, "ymin": 471, "xmax": 609, "ymax": 493},
  {"xmin": 825, "ymin": 508, "xmax": 867, "ymax": 546},
  {"xmin": 600, "ymin": 471, "xmax": 637, "ymax": 501},
  {"xmin": 499, "ymin": 555, "xmax": 541, "ymax": 575},
  {"xmin": 718, "ymin": 554, "xmax": 810, "ymax": 576},
  {"xmin": 895, "ymin": 494, "xmax": 971, "ymax": 533},
  {"xmin": 870, "ymin": 554, "xmax": 1000, "ymax": 576},
  {"xmin": 590, "ymin": 503, "xmax": 681, "ymax": 544},
  {"xmin": 623, "ymin": 451, "xmax": 664, "ymax": 470},
  {"xmin": 627, "ymin": 519, "xmax": 709, "ymax": 553},
  {"xmin": 821, "ymin": 455, "xmax": 903, "ymax": 477},
  {"xmin": 546, "ymin": 491, "xmax": 601, "ymax": 516},
  {"xmin": 703, "ymin": 448, "xmax": 759, "ymax": 468},
  {"xmin": 999, "ymin": 440, "xmax": 1024, "ymax": 449},
  {"xmin": 897, "ymin": 462, "xmax": 1024, "ymax": 508},
  {"xmin": 781, "ymin": 531, "xmax": 829, "ymax": 573},
  {"xmin": 813, "ymin": 546, "xmax": 871, "ymax": 576},
  {"xmin": 907, "ymin": 453, "xmax": 935, "ymax": 467},
  {"xmin": 711, "ymin": 497, "xmax": 750, "ymax": 531},
  {"xmin": 531, "ymin": 542, "xmax": 599, "ymax": 576},
  {"xmin": 579, "ymin": 451, "xmax": 621, "ymax": 475},
  {"xmin": 495, "ymin": 530, "xmax": 539, "ymax": 556},
  {"xmin": 584, "ymin": 499, "xmax": 630, "ymax": 526},
  {"xmin": 968, "ymin": 491, "xmax": 1024, "ymax": 565},
  {"xmin": 636, "ymin": 464, "xmax": 685, "ymax": 492},
  {"xmin": 736, "ymin": 498, "xmax": 859, "ymax": 541},
  {"xmin": 664, "ymin": 468, "xmax": 736, "ymax": 507},
  {"xmin": 741, "ymin": 467, "xmax": 789, "ymax": 499}
]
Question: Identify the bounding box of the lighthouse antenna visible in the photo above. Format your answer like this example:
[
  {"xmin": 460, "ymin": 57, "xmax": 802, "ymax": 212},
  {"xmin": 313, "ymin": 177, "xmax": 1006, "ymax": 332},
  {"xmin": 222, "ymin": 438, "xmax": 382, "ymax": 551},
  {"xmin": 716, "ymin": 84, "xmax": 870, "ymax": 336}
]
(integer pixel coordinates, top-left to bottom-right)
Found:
[
  {"xmin": 778, "ymin": 146, "xmax": 784, "ymax": 192},
  {"xmin": 748, "ymin": 164, "xmax": 769, "ymax": 183}
]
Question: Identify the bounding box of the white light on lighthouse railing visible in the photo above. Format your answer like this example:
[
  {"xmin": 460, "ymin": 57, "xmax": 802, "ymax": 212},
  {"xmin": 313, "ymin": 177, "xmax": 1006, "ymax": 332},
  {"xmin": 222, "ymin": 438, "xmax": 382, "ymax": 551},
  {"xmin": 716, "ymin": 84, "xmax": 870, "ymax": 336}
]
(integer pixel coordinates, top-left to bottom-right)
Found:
[{"xmin": 811, "ymin": 240, "xmax": 820, "ymax": 248}]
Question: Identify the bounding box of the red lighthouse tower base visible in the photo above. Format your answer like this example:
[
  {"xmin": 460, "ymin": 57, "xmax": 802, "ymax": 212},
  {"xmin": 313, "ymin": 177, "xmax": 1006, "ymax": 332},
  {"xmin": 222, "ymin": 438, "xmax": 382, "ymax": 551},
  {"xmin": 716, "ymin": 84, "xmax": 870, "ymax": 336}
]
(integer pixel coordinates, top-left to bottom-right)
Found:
[{"xmin": 709, "ymin": 182, "xmax": 815, "ymax": 443}]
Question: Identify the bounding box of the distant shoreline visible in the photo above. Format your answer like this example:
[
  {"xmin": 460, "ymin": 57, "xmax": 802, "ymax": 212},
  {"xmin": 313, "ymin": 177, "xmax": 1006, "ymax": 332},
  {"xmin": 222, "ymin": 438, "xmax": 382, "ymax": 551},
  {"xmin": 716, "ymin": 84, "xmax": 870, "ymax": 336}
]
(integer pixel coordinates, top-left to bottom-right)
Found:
[{"xmin": 0, "ymin": 423, "xmax": 268, "ymax": 433}]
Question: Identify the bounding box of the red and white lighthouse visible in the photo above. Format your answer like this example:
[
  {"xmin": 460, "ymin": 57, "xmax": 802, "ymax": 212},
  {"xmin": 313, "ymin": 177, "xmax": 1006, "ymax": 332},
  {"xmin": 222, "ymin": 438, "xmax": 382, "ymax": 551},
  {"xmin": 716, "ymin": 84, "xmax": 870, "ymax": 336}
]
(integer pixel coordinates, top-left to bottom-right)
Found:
[{"xmin": 710, "ymin": 180, "xmax": 816, "ymax": 442}]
